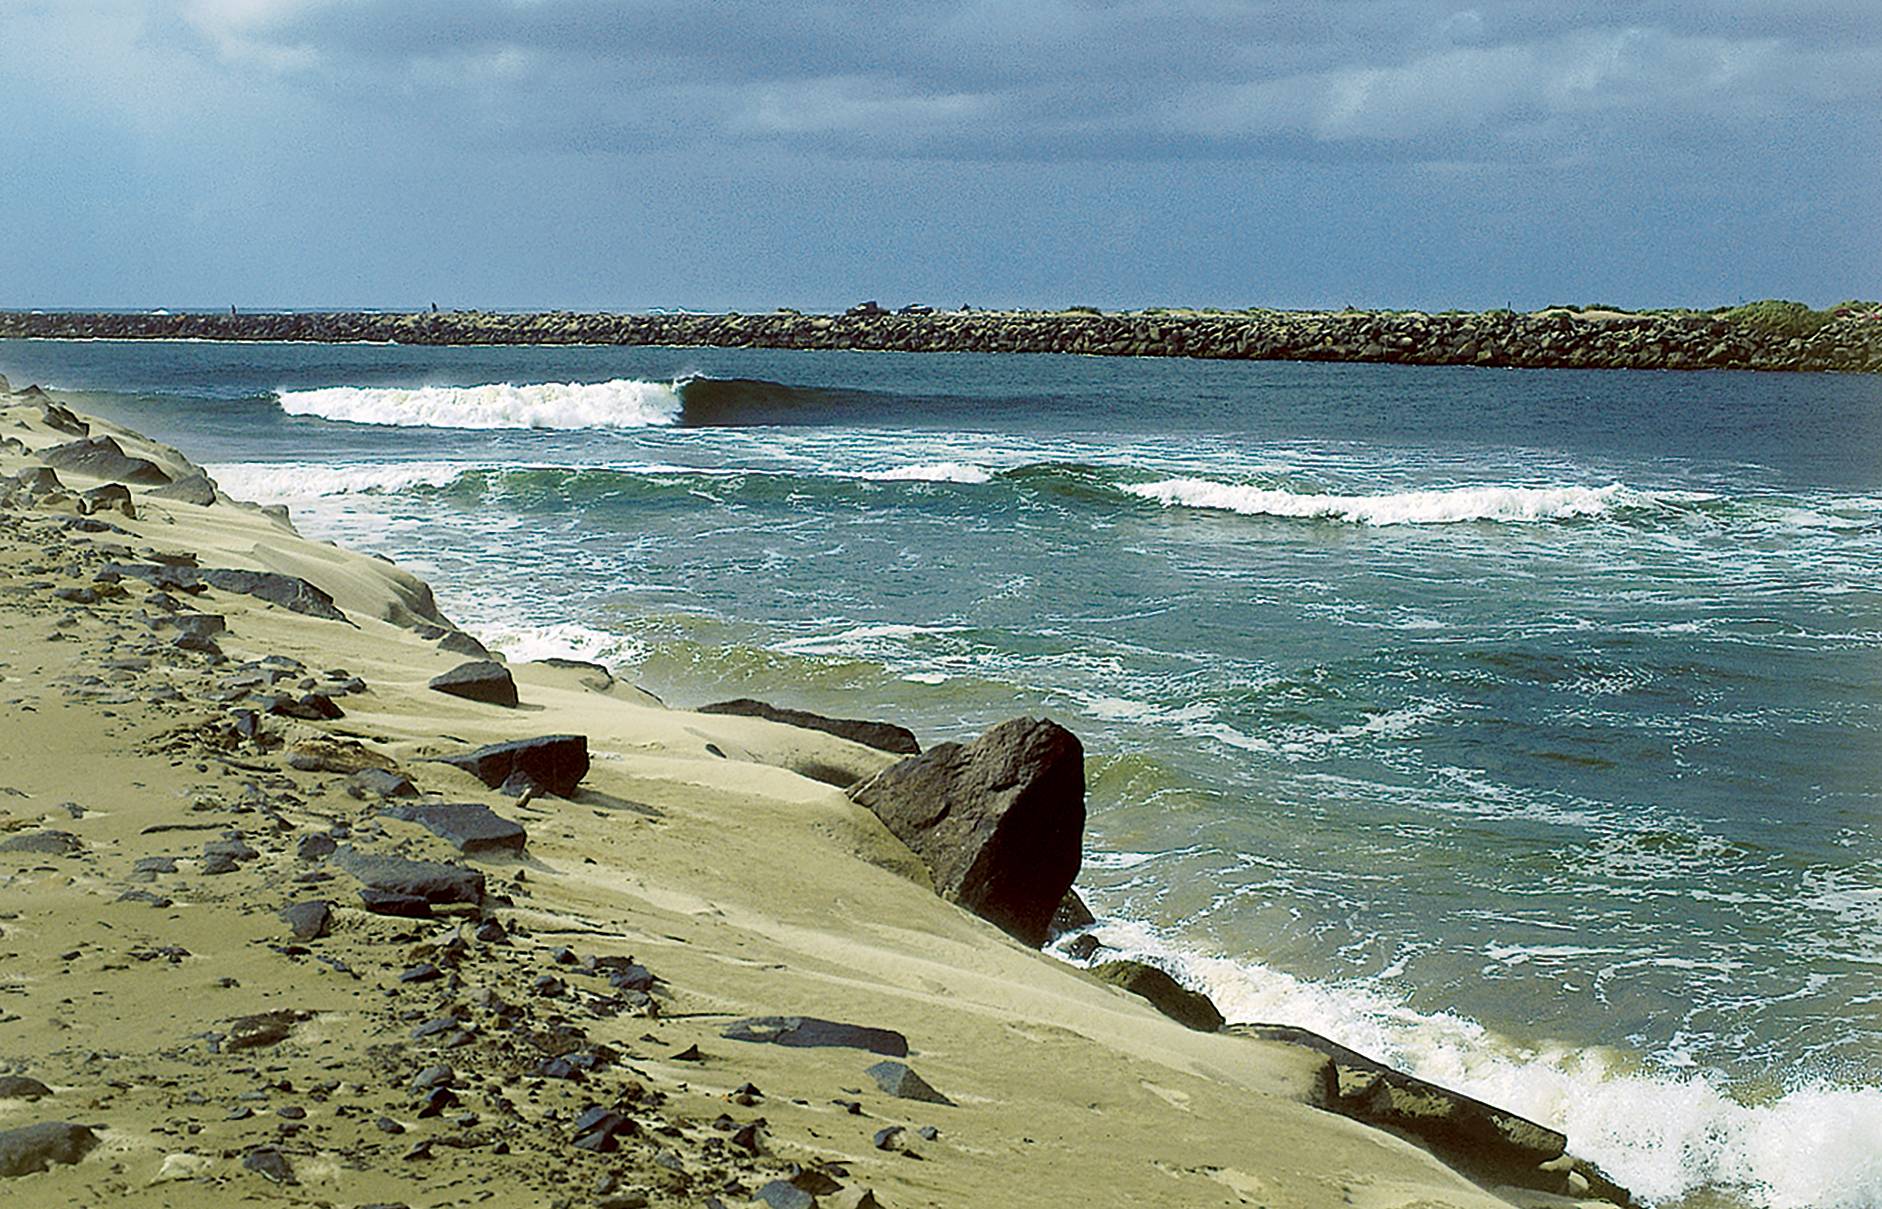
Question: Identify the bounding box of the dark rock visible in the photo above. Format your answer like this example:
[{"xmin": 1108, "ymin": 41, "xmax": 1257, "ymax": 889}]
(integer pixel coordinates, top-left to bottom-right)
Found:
[
  {"xmin": 200, "ymin": 852, "xmax": 240, "ymax": 875},
  {"xmin": 203, "ymin": 837, "xmax": 259, "ymax": 861},
  {"xmin": 116, "ymin": 889, "xmax": 172, "ymax": 907},
  {"xmin": 279, "ymin": 900, "xmax": 333, "ymax": 940},
  {"xmin": 79, "ymin": 483, "xmax": 135, "ymax": 519},
  {"xmin": 0, "ymin": 830, "xmax": 83, "ymax": 856},
  {"xmin": 349, "ymin": 768, "xmax": 416, "ymax": 798},
  {"xmin": 297, "ymin": 834, "xmax": 337, "ymax": 862},
  {"xmin": 434, "ymin": 734, "xmax": 589, "ymax": 797},
  {"xmin": 243, "ymin": 1146, "xmax": 295, "ymax": 1184},
  {"xmin": 331, "ymin": 847, "xmax": 485, "ymax": 915},
  {"xmin": 722, "ymin": 1017, "xmax": 908, "ymax": 1058},
  {"xmin": 51, "ymin": 587, "xmax": 98, "ymax": 604},
  {"xmin": 400, "ymin": 962, "xmax": 442, "ymax": 984},
  {"xmin": 437, "ymin": 630, "xmax": 492, "ymax": 659},
  {"xmin": 152, "ymin": 611, "xmax": 224, "ymax": 638},
  {"xmin": 40, "ymin": 435, "xmax": 170, "ymax": 485},
  {"xmin": 147, "ymin": 472, "xmax": 218, "ymax": 505},
  {"xmin": 104, "ymin": 562, "xmax": 346, "ymax": 621},
  {"xmin": 382, "ymin": 802, "xmax": 527, "ymax": 856},
  {"xmin": 11, "ymin": 466, "xmax": 63, "ymax": 495},
  {"xmin": 1227, "ymin": 1024, "xmax": 1597, "ymax": 1196},
  {"xmin": 409, "ymin": 1065, "xmax": 455, "ymax": 1092},
  {"xmin": 754, "ymin": 1180, "xmax": 816, "ymax": 1209},
  {"xmin": 226, "ymin": 1010, "xmax": 299, "ymax": 1050},
  {"xmin": 1091, "ymin": 961, "xmax": 1224, "ymax": 1032},
  {"xmin": 1050, "ymin": 889, "xmax": 1096, "ymax": 936},
  {"xmin": 0, "ymin": 1122, "xmax": 99, "ymax": 1177},
  {"xmin": 427, "ymin": 660, "xmax": 518, "ymax": 708},
  {"xmin": 699, "ymin": 698, "xmax": 920, "ymax": 755},
  {"xmin": 863, "ymin": 1060, "xmax": 953, "ymax": 1106},
  {"xmin": 847, "ymin": 717, "xmax": 1085, "ymax": 946},
  {"xmin": 871, "ymin": 1125, "xmax": 904, "ymax": 1151},
  {"xmin": 37, "ymin": 402, "xmax": 87, "ymax": 435},
  {"xmin": 0, "ymin": 1077, "xmax": 52, "ymax": 1101}
]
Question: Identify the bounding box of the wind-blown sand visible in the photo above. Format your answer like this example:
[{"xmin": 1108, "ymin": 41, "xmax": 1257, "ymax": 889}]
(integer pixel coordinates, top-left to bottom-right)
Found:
[{"xmin": 0, "ymin": 400, "xmax": 1601, "ymax": 1207}]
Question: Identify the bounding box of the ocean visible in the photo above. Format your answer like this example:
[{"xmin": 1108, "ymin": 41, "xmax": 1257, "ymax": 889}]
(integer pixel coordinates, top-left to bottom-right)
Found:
[{"xmin": 6, "ymin": 338, "xmax": 1879, "ymax": 1208}]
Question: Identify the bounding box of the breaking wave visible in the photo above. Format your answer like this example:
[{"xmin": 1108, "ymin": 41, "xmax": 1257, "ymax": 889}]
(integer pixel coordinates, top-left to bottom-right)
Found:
[
  {"xmin": 275, "ymin": 379, "xmax": 685, "ymax": 429},
  {"xmin": 1123, "ymin": 477, "xmax": 1644, "ymax": 524},
  {"xmin": 1058, "ymin": 916, "xmax": 1882, "ymax": 1209}
]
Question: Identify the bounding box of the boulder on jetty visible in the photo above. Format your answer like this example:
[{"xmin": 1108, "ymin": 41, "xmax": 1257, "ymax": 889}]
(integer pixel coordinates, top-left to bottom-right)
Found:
[
  {"xmin": 1230, "ymin": 1023, "xmax": 1631, "ymax": 1203},
  {"xmin": 700, "ymin": 698, "xmax": 921, "ymax": 755},
  {"xmin": 40, "ymin": 435, "xmax": 170, "ymax": 484},
  {"xmin": 428, "ymin": 660, "xmax": 518, "ymax": 708},
  {"xmin": 848, "ymin": 717, "xmax": 1084, "ymax": 946},
  {"xmin": 435, "ymin": 734, "xmax": 589, "ymax": 798},
  {"xmin": 1092, "ymin": 960, "xmax": 1224, "ymax": 1032}
]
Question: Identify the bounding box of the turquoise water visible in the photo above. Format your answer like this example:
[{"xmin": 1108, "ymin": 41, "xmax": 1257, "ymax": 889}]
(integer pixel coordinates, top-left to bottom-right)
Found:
[{"xmin": 6, "ymin": 339, "xmax": 1880, "ymax": 1206}]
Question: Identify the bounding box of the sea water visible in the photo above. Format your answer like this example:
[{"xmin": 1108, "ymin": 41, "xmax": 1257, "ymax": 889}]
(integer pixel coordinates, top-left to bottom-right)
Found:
[{"xmin": 5, "ymin": 338, "xmax": 1878, "ymax": 1207}]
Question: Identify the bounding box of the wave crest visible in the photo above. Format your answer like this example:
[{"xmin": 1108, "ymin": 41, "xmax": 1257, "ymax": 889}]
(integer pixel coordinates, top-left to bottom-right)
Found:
[
  {"xmin": 1124, "ymin": 477, "xmax": 1640, "ymax": 524},
  {"xmin": 276, "ymin": 379, "xmax": 684, "ymax": 429}
]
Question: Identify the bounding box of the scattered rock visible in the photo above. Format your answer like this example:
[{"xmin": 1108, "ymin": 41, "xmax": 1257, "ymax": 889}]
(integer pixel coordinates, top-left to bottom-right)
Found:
[
  {"xmin": 427, "ymin": 660, "xmax": 519, "ymax": 708},
  {"xmin": 722, "ymin": 1017, "xmax": 909, "ymax": 1058},
  {"xmin": 1049, "ymin": 889, "xmax": 1096, "ymax": 936},
  {"xmin": 1090, "ymin": 961, "xmax": 1223, "ymax": 1031},
  {"xmin": 278, "ymin": 900, "xmax": 333, "ymax": 940},
  {"xmin": 40, "ymin": 435, "xmax": 170, "ymax": 485},
  {"xmin": 0, "ymin": 1122, "xmax": 99, "ymax": 1177},
  {"xmin": 349, "ymin": 767, "xmax": 416, "ymax": 798},
  {"xmin": 848, "ymin": 717, "xmax": 1085, "ymax": 946},
  {"xmin": 226, "ymin": 1010, "xmax": 301, "ymax": 1050},
  {"xmin": 434, "ymin": 734, "xmax": 589, "ymax": 798},
  {"xmin": 79, "ymin": 483, "xmax": 135, "ymax": 519},
  {"xmin": 698, "ymin": 699, "xmax": 920, "ymax": 755},
  {"xmin": 331, "ymin": 847, "xmax": 485, "ymax": 916},
  {"xmin": 146, "ymin": 472, "xmax": 218, "ymax": 505},
  {"xmin": 381, "ymin": 802, "xmax": 527, "ymax": 856},
  {"xmin": 755, "ymin": 1180, "xmax": 817, "ymax": 1209},
  {"xmin": 864, "ymin": 1060, "xmax": 953, "ymax": 1106},
  {"xmin": 0, "ymin": 830, "xmax": 83, "ymax": 856},
  {"xmin": 286, "ymin": 736, "xmax": 395, "ymax": 775},
  {"xmin": 242, "ymin": 1146, "xmax": 295, "ymax": 1184},
  {"xmin": 437, "ymin": 630, "xmax": 492, "ymax": 659},
  {"xmin": 0, "ymin": 1077, "xmax": 52, "ymax": 1102}
]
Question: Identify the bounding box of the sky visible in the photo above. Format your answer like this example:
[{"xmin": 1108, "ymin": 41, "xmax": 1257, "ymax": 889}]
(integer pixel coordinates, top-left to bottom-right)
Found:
[{"xmin": 1, "ymin": 0, "xmax": 1878, "ymax": 312}]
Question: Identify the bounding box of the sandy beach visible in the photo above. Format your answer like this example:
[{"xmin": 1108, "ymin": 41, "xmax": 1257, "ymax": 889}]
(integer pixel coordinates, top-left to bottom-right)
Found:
[{"xmin": 0, "ymin": 396, "xmax": 1641, "ymax": 1209}]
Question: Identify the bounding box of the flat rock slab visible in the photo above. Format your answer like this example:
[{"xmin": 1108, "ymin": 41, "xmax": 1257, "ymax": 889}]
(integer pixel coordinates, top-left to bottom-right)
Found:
[
  {"xmin": 699, "ymin": 698, "xmax": 920, "ymax": 755},
  {"xmin": 1091, "ymin": 960, "xmax": 1224, "ymax": 1032},
  {"xmin": 848, "ymin": 716, "xmax": 1085, "ymax": 947},
  {"xmin": 428, "ymin": 660, "xmax": 518, "ymax": 708},
  {"xmin": 0, "ymin": 1122, "xmax": 98, "ymax": 1177},
  {"xmin": 227, "ymin": 1010, "xmax": 301, "ymax": 1050},
  {"xmin": 103, "ymin": 562, "xmax": 348, "ymax": 621},
  {"xmin": 147, "ymin": 472, "xmax": 217, "ymax": 505},
  {"xmin": 0, "ymin": 830, "xmax": 84, "ymax": 856},
  {"xmin": 722, "ymin": 1016, "xmax": 909, "ymax": 1058},
  {"xmin": 1228, "ymin": 1023, "xmax": 1584, "ymax": 1192},
  {"xmin": 864, "ymin": 1060, "xmax": 953, "ymax": 1106},
  {"xmin": 434, "ymin": 734, "xmax": 589, "ymax": 798},
  {"xmin": 382, "ymin": 803, "xmax": 527, "ymax": 856},
  {"xmin": 40, "ymin": 435, "xmax": 170, "ymax": 485},
  {"xmin": 331, "ymin": 846, "xmax": 485, "ymax": 915}
]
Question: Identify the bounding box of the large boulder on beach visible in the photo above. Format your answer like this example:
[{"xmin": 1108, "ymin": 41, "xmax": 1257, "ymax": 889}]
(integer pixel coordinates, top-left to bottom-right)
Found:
[
  {"xmin": 147, "ymin": 472, "xmax": 218, "ymax": 505},
  {"xmin": 847, "ymin": 716, "xmax": 1084, "ymax": 946},
  {"xmin": 434, "ymin": 734, "xmax": 589, "ymax": 797},
  {"xmin": 1091, "ymin": 960, "xmax": 1224, "ymax": 1031},
  {"xmin": 40, "ymin": 435, "xmax": 170, "ymax": 485},
  {"xmin": 699, "ymin": 698, "xmax": 920, "ymax": 755},
  {"xmin": 1225, "ymin": 1023, "xmax": 1622, "ymax": 1200},
  {"xmin": 428, "ymin": 660, "xmax": 518, "ymax": 707},
  {"xmin": 0, "ymin": 1122, "xmax": 99, "ymax": 1177}
]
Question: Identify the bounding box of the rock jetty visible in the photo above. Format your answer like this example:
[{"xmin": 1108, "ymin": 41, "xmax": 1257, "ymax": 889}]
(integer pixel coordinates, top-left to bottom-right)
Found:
[{"xmin": 3, "ymin": 301, "xmax": 1879, "ymax": 372}]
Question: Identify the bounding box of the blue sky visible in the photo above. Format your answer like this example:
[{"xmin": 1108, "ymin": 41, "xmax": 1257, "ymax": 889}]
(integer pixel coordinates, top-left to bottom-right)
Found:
[{"xmin": 2, "ymin": 0, "xmax": 1877, "ymax": 311}]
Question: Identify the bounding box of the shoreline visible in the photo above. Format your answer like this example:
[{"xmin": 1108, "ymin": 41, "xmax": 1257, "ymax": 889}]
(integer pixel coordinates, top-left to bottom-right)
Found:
[
  {"xmin": 0, "ymin": 390, "xmax": 1649, "ymax": 1205},
  {"xmin": 4, "ymin": 303, "xmax": 1880, "ymax": 373}
]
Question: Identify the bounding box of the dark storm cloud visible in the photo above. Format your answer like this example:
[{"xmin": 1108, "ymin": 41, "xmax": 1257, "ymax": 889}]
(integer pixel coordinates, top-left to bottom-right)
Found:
[{"xmin": 161, "ymin": 0, "xmax": 1882, "ymax": 163}]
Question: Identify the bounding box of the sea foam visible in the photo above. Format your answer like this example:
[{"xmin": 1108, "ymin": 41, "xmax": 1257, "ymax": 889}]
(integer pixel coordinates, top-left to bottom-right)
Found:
[
  {"xmin": 867, "ymin": 461, "xmax": 995, "ymax": 484},
  {"xmin": 1123, "ymin": 478, "xmax": 1639, "ymax": 524},
  {"xmin": 205, "ymin": 460, "xmax": 479, "ymax": 499},
  {"xmin": 1061, "ymin": 917, "xmax": 1882, "ymax": 1209},
  {"xmin": 275, "ymin": 378, "xmax": 684, "ymax": 429}
]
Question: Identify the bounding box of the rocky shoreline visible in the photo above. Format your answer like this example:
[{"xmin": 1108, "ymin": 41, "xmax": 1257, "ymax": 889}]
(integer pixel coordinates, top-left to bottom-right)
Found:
[{"xmin": 4, "ymin": 302, "xmax": 1880, "ymax": 373}]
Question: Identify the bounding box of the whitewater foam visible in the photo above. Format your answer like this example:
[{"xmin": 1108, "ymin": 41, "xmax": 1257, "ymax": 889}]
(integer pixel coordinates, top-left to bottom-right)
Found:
[
  {"xmin": 276, "ymin": 378, "xmax": 684, "ymax": 429},
  {"xmin": 1058, "ymin": 916, "xmax": 1882, "ymax": 1208},
  {"xmin": 868, "ymin": 461, "xmax": 994, "ymax": 484},
  {"xmin": 1123, "ymin": 478, "xmax": 1640, "ymax": 524},
  {"xmin": 205, "ymin": 460, "xmax": 481, "ymax": 500}
]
